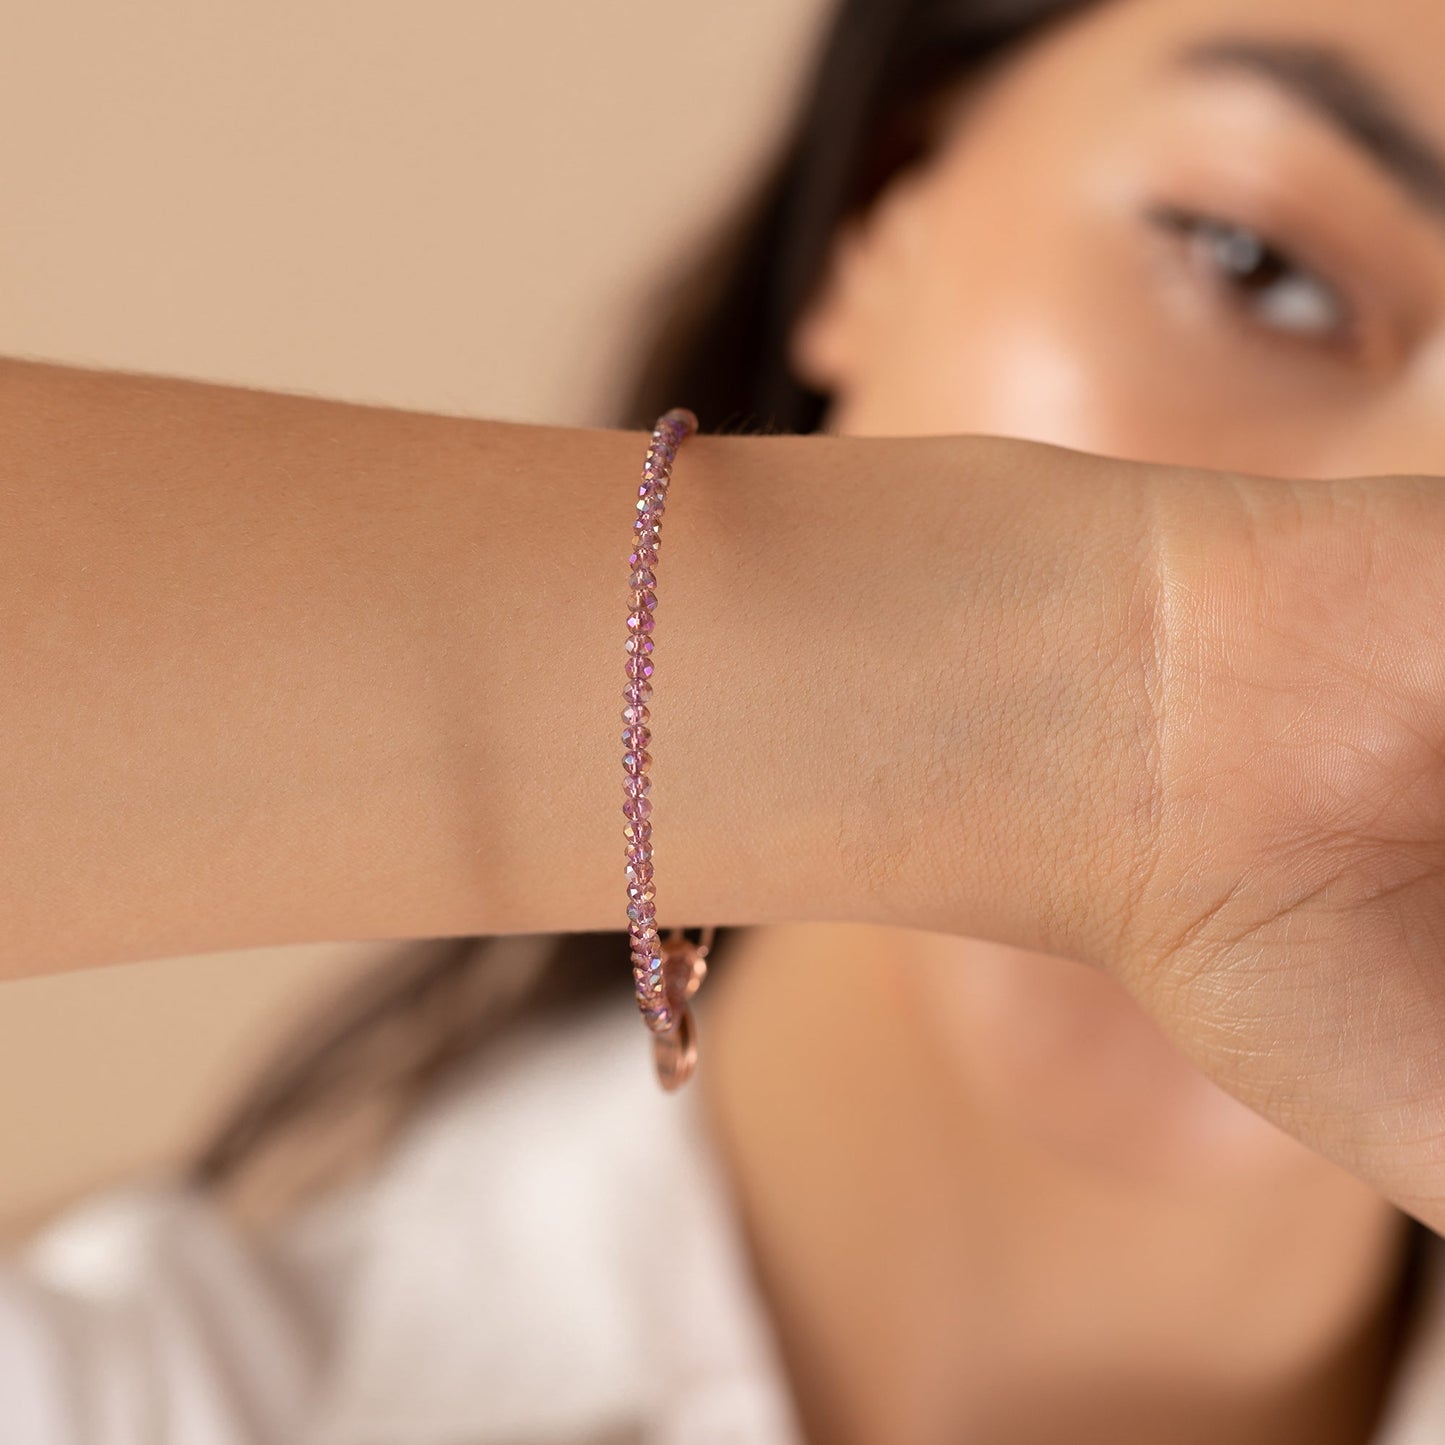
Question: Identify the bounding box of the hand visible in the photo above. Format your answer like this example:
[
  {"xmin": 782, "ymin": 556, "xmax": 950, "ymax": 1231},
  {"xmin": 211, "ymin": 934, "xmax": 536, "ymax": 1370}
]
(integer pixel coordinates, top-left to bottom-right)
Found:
[{"xmin": 1108, "ymin": 468, "xmax": 1445, "ymax": 1235}]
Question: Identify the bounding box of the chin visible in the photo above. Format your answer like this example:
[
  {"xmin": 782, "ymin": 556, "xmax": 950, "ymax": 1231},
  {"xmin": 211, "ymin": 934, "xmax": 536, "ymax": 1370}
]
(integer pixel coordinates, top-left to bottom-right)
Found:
[{"xmin": 907, "ymin": 936, "xmax": 1313, "ymax": 1189}]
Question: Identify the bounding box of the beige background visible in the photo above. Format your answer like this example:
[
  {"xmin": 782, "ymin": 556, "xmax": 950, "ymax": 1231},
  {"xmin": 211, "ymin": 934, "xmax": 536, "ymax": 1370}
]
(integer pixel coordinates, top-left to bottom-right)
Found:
[{"xmin": 0, "ymin": 0, "xmax": 829, "ymax": 1239}]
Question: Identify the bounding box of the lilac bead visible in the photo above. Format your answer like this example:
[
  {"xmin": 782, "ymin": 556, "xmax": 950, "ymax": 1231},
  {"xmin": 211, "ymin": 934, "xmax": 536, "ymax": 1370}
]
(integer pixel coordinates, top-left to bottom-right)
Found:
[{"xmin": 621, "ymin": 410, "xmax": 705, "ymax": 1063}]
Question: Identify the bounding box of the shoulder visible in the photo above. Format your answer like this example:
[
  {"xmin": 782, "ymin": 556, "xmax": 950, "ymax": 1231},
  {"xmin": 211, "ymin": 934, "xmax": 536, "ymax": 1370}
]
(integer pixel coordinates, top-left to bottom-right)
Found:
[
  {"xmin": 302, "ymin": 990, "xmax": 807, "ymax": 1442},
  {"xmin": 2, "ymin": 1177, "xmax": 323, "ymax": 1445},
  {"xmin": 0, "ymin": 992, "xmax": 805, "ymax": 1445}
]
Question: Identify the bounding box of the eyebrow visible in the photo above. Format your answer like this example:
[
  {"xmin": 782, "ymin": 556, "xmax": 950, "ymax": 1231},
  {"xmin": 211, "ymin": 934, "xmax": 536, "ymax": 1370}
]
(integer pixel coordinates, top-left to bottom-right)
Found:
[{"xmin": 1171, "ymin": 37, "xmax": 1445, "ymax": 231}]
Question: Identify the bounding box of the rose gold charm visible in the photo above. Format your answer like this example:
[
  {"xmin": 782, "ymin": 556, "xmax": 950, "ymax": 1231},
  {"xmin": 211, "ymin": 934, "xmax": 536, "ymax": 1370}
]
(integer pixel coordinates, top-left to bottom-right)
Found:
[{"xmin": 652, "ymin": 926, "xmax": 714, "ymax": 1091}]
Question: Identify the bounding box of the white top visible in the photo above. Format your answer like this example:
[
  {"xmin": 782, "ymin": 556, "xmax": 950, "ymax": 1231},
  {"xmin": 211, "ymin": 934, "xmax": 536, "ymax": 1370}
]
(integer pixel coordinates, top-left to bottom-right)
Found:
[{"xmin": 2, "ymin": 990, "xmax": 1444, "ymax": 1445}]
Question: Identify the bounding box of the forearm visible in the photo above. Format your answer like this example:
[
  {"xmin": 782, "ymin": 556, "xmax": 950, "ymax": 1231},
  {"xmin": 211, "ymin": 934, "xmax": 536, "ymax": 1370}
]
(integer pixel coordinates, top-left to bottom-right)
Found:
[{"xmin": 0, "ymin": 356, "xmax": 1159, "ymax": 978}]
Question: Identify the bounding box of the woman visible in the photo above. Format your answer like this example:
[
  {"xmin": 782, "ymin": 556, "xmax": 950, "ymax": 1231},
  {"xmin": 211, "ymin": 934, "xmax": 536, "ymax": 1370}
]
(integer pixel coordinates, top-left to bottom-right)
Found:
[{"xmin": 4, "ymin": 0, "xmax": 1445, "ymax": 1440}]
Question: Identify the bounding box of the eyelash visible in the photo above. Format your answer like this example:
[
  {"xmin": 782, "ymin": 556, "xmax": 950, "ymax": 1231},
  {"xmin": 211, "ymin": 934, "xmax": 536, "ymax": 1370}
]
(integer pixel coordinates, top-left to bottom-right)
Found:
[{"xmin": 1143, "ymin": 201, "xmax": 1360, "ymax": 357}]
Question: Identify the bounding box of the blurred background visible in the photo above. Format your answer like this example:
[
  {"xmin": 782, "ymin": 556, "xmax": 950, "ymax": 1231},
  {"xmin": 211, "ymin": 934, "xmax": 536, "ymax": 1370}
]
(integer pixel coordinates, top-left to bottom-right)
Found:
[{"xmin": 0, "ymin": 0, "xmax": 831, "ymax": 1240}]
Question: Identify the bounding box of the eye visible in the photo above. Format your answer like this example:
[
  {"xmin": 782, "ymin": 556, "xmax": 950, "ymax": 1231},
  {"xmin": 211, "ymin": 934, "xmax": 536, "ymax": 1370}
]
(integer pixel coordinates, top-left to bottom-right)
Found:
[{"xmin": 1144, "ymin": 201, "xmax": 1357, "ymax": 352}]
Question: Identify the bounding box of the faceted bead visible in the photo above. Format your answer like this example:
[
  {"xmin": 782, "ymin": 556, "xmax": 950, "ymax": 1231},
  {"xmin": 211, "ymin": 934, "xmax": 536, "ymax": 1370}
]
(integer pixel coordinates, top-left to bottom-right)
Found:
[
  {"xmin": 628, "ymin": 545, "xmax": 658, "ymax": 569},
  {"xmin": 621, "ymin": 702, "xmax": 650, "ymax": 726},
  {"xmin": 623, "ymin": 678, "xmax": 653, "ymax": 705},
  {"xmin": 623, "ymin": 772, "xmax": 651, "ymax": 798},
  {"xmin": 627, "ymin": 613, "xmax": 654, "ymax": 638},
  {"xmin": 627, "ymin": 899, "xmax": 656, "ymax": 928},
  {"xmin": 624, "ymin": 633, "xmax": 654, "ymax": 657},
  {"xmin": 629, "ymin": 566, "xmax": 655, "ymax": 590},
  {"xmin": 623, "ymin": 795, "xmax": 652, "ymax": 820},
  {"xmin": 624, "ymin": 655, "xmax": 654, "ymax": 681},
  {"xmin": 625, "ymin": 858, "xmax": 653, "ymax": 886},
  {"xmin": 621, "ymin": 725, "xmax": 650, "ymax": 749},
  {"xmin": 622, "ymin": 748, "xmax": 651, "ymax": 774},
  {"xmin": 631, "ymin": 589, "xmax": 657, "ymax": 613},
  {"xmin": 624, "ymin": 817, "xmax": 651, "ymax": 844}
]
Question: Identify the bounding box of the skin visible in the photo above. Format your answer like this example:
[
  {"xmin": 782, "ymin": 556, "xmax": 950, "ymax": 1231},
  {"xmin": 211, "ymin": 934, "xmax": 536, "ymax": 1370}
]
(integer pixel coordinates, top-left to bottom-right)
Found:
[
  {"xmin": 698, "ymin": 0, "xmax": 1445, "ymax": 1442},
  {"xmin": 7, "ymin": 0, "xmax": 1445, "ymax": 1429}
]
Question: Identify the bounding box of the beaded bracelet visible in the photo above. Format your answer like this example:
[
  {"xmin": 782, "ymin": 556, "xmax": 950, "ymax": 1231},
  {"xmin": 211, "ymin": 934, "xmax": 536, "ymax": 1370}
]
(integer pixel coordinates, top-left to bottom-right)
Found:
[{"xmin": 622, "ymin": 407, "xmax": 714, "ymax": 1092}]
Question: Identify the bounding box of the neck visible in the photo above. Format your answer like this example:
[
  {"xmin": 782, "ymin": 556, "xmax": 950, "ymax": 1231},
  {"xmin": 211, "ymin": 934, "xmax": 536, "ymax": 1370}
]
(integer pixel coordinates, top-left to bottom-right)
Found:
[{"xmin": 697, "ymin": 921, "xmax": 1416, "ymax": 1445}]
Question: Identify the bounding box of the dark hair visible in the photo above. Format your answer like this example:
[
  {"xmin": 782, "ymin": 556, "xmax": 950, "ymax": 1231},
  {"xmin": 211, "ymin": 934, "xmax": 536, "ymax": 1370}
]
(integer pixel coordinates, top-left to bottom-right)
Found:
[{"xmin": 187, "ymin": 0, "xmax": 1107, "ymax": 1216}]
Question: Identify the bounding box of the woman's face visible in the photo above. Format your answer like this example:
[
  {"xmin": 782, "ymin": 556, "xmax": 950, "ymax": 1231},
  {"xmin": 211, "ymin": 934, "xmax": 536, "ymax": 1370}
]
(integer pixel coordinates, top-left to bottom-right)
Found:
[
  {"xmin": 791, "ymin": 0, "xmax": 1445, "ymax": 482},
  {"xmin": 786, "ymin": 0, "xmax": 1445, "ymax": 1181}
]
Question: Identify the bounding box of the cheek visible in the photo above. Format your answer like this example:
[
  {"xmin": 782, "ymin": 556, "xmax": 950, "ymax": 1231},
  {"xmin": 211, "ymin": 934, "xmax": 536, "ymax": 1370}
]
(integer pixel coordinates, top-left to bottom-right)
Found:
[
  {"xmin": 824, "ymin": 213, "xmax": 1159, "ymax": 456},
  {"xmin": 824, "ymin": 177, "xmax": 1342, "ymax": 476},
  {"xmin": 825, "ymin": 207, "xmax": 1205, "ymax": 466}
]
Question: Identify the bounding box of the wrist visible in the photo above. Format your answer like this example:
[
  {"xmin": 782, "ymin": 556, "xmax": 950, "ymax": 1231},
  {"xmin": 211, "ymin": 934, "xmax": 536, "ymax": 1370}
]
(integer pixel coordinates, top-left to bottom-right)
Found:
[
  {"xmin": 807, "ymin": 431, "xmax": 1169, "ymax": 968},
  {"xmin": 460, "ymin": 423, "xmax": 1167, "ymax": 972}
]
